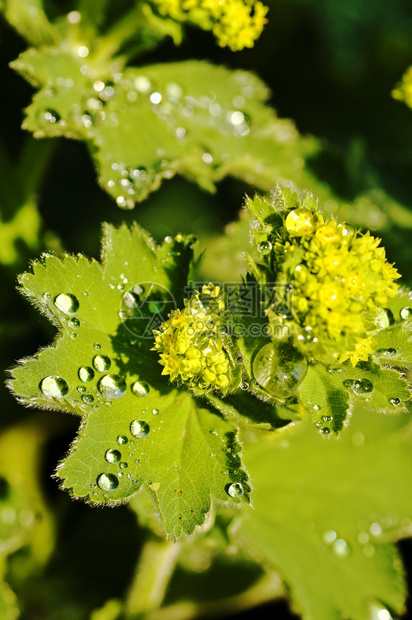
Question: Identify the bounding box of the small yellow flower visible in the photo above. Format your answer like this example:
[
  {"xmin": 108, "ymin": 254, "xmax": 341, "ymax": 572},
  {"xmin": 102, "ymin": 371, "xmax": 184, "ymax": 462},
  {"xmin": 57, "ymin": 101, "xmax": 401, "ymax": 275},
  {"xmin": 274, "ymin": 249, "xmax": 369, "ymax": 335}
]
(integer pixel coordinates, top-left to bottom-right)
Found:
[
  {"xmin": 150, "ymin": 0, "xmax": 268, "ymax": 51},
  {"xmin": 392, "ymin": 66, "xmax": 412, "ymax": 110},
  {"xmin": 339, "ymin": 337, "xmax": 374, "ymax": 367},
  {"xmin": 315, "ymin": 223, "xmax": 341, "ymax": 246},
  {"xmin": 152, "ymin": 284, "xmax": 232, "ymax": 392}
]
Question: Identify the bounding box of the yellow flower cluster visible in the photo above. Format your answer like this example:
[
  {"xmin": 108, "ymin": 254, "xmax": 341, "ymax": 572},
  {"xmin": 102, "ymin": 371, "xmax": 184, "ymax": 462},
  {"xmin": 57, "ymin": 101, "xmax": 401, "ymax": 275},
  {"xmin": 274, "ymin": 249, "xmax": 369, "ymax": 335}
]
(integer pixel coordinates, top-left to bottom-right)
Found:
[
  {"xmin": 152, "ymin": 284, "xmax": 231, "ymax": 391},
  {"xmin": 392, "ymin": 66, "xmax": 412, "ymax": 109},
  {"xmin": 277, "ymin": 207, "xmax": 400, "ymax": 366},
  {"xmin": 150, "ymin": 0, "xmax": 268, "ymax": 51}
]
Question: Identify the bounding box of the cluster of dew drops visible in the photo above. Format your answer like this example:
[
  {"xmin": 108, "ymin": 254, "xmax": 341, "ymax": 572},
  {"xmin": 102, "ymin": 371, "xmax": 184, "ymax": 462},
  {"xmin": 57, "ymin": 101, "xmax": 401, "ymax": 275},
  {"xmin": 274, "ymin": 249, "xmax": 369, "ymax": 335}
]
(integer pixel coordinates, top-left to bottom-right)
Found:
[
  {"xmin": 318, "ymin": 511, "xmax": 412, "ymax": 602},
  {"xmin": 103, "ymin": 72, "xmax": 257, "ymax": 209},
  {"xmin": 37, "ymin": 292, "xmax": 158, "ymax": 494},
  {"xmin": 34, "ymin": 18, "xmax": 298, "ymax": 210},
  {"xmin": 38, "ymin": 292, "xmax": 245, "ymax": 500}
]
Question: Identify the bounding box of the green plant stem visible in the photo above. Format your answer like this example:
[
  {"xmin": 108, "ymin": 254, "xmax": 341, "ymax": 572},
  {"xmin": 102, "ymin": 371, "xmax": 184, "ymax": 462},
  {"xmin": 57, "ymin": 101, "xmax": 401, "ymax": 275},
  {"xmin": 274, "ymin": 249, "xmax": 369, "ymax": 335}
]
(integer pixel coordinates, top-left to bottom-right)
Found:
[
  {"xmin": 0, "ymin": 136, "xmax": 56, "ymax": 221},
  {"xmin": 126, "ymin": 538, "xmax": 181, "ymax": 618},
  {"xmin": 144, "ymin": 571, "xmax": 285, "ymax": 620},
  {"xmin": 0, "ymin": 137, "xmax": 20, "ymax": 215},
  {"xmin": 18, "ymin": 137, "xmax": 56, "ymax": 203},
  {"xmin": 91, "ymin": 4, "xmax": 164, "ymax": 65}
]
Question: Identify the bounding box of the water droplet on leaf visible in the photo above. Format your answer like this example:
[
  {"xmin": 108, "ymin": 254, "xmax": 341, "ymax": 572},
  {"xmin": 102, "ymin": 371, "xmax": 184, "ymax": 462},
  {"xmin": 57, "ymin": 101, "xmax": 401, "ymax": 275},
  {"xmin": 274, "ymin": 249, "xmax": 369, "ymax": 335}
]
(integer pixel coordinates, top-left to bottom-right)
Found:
[
  {"xmin": 389, "ymin": 397, "xmax": 401, "ymax": 406},
  {"xmin": 54, "ymin": 293, "xmax": 79, "ymax": 316},
  {"xmin": 226, "ymin": 482, "xmax": 244, "ymax": 497},
  {"xmin": 285, "ymin": 208, "xmax": 317, "ymax": 236},
  {"xmin": 78, "ymin": 366, "xmax": 95, "ymax": 382},
  {"xmin": 333, "ymin": 538, "xmax": 350, "ymax": 557},
  {"xmin": 93, "ymin": 355, "xmax": 111, "ymax": 372},
  {"xmin": 130, "ymin": 420, "xmax": 150, "ymax": 438},
  {"xmin": 258, "ymin": 241, "xmax": 272, "ymax": 255},
  {"xmin": 38, "ymin": 108, "xmax": 61, "ymax": 125},
  {"xmin": 376, "ymin": 348, "xmax": 396, "ymax": 356},
  {"xmin": 252, "ymin": 342, "xmax": 307, "ymax": 399},
  {"xmin": 370, "ymin": 522, "xmax": 382, "ymax": 536},
  {"xmin": 400, "ymin": 307, "xmax": 412, "ymax": 320},
  {"xmin": 117, "ymin": 436, "xmax": 128, "ymax": 445},
  {"xmin": 97, "ymin": 473, "xmax": 118, "ymax": 492},
  {"xmin": 40, "ymin": 376, "xmax": 69, "ymax": 398},
  {"xmin": 375, "ymin": 308, "xmax": 391, "ymax": 328},
  {"xmin": 105, "ymin": 449, "xmax": 121, "ymax": 464},
  {"xmin": 131, "ymin": 381, "xmax": 150, "ymax": 397},
  {"xmin": 327, "ymin": 366, "xmax": 343, "ymax": 374},
  {"xmin": 323, "ymin": 530, "xmax": 337, "ymax": 543},
  {"xmin": 98, "ymin": 374, "xmax": 126, "ymax": 399},
  {"xmin": 81, "ymin": 394, "xmax": 94, "ymax": 404},
  {"xmin": 353, "ymin": 379, "xmax": 373, "ymax": 395},
  {"xmin": 69, "ymin": 317, "xmax": 80, "ymax": 328}
]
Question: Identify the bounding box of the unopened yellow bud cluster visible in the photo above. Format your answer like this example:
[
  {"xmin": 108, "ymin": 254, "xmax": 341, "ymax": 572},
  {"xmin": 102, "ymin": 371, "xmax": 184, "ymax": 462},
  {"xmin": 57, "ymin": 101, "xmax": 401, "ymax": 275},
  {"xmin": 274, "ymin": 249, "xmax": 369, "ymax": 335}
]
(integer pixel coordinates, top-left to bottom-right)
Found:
[
  {"xmin": 152, "ymin": 284, "xmax": 231, "ymax": 391},
  {"xmin": 150, "ymin": 0, "xmax": 268, "ymax": 51},
  {"xmin": 278, "ymin": 207, "xmax": 400, "ymax": 366}
]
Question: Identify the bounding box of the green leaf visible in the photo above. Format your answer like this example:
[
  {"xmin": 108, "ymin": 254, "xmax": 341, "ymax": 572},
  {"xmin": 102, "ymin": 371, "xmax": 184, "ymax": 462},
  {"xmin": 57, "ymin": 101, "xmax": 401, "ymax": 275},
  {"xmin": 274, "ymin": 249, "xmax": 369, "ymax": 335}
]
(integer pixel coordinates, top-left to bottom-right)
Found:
[
  {"xmin": 336, "ymin": 363, "xmax": 410, "ymax": 415},
  {"xmin": 0, "ymin": 199, "xmax": 42, "ymax": 266},
  {"xmin": 0, "ymin": 422, "xmax": 56, "ymax": 620},
  {"xmin": 198, "ymin": 210, "xmax": 250, "ymax": 282},
  {"xmin": 11, "ymin": 49, "xmax": 96, "ymax": 141},
  {"xmin": 237, "ymin": 407, "xmax": 412, "ymax": 620},
  {"xmin": 387, "ymin": 287, "xmax": 412, "ymax": 324},
  {"xmin": 90, "ymin": 599, "xmax": 122, "ymax": 620},
  {"xmin": 0, "ymin": 424, "xmax": 52, "ymax": 558},
  {"xmin": 0, "ymin": 565, "xmax": 19, "ymax": 620},
  {"xmin": 373, "ymin": 323, "xmax": 412, "ymax": 368},
  {"xmin": 58, "ymin": 389, "xmax": 250, "ymax": 538},
  {"xmin": 10, "ymin": 224, "xmax": 250, "ymax": 538},
  {"xmin": 0, "ymin": 0, "xmax": 58, "ymax": 46},
  {"xmin": 12, "ymin": 46, "xmax": 318, "ymax": 206},
  {"xmin": 298, "ymin": 364, "xmax": 349, "ymax": 434}
]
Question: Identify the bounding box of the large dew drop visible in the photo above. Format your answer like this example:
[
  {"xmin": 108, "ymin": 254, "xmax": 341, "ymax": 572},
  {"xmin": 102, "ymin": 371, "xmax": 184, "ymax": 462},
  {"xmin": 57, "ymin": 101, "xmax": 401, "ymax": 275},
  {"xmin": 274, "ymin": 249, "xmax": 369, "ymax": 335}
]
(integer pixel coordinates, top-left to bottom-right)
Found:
[
  {"xmin": 258, "ymin": 241, "xmax": 272, "ymax": 255},
  {"xmin": 400, "ymin": 307, "xmax": 412, "ymax": 320},
  {"xmin": 93, "ymin": 355, "xmax": 111, "ymax": 372},
  {"xmin": 332, "ymin": 538, "xmax": 350, "ymax": 558},
  {"xmin": 105, "ymin": 449, "xmax": 121, "ymax": 464},
  {"xmin": 54, "ymin": 293, "xmax": 79, "ymax": 316},
  {"xmin": 131, "ymin": 381, "xmax": 150, "ymax": 397},
  {"xmin": 130, "ymin": 420, "xmax": 150, "ymax": 438},
  {"xmin": 252, "ymin": 342, "xmax": 307, "ymax": 399},
  {"xmin": 98, "ymin": 375, "xmax": 126, "ymax": 399},
  {"xmin": 97, "ymin": 473, "xmax": 119, "ymax": 492},
  {"xmin": 226, "ymin": 482, "xmax": 244, "ymax": 498},
  {"xmin": 353, "ymin": 379, "xmax": 373, "ymax": 395},
  {"xmin": 78, "ymin": 366, "xmax": 95, "ymax": 382},
  {"xmin": 40, "ymin": 376, "xmax": 69, "ymax": 398}
]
